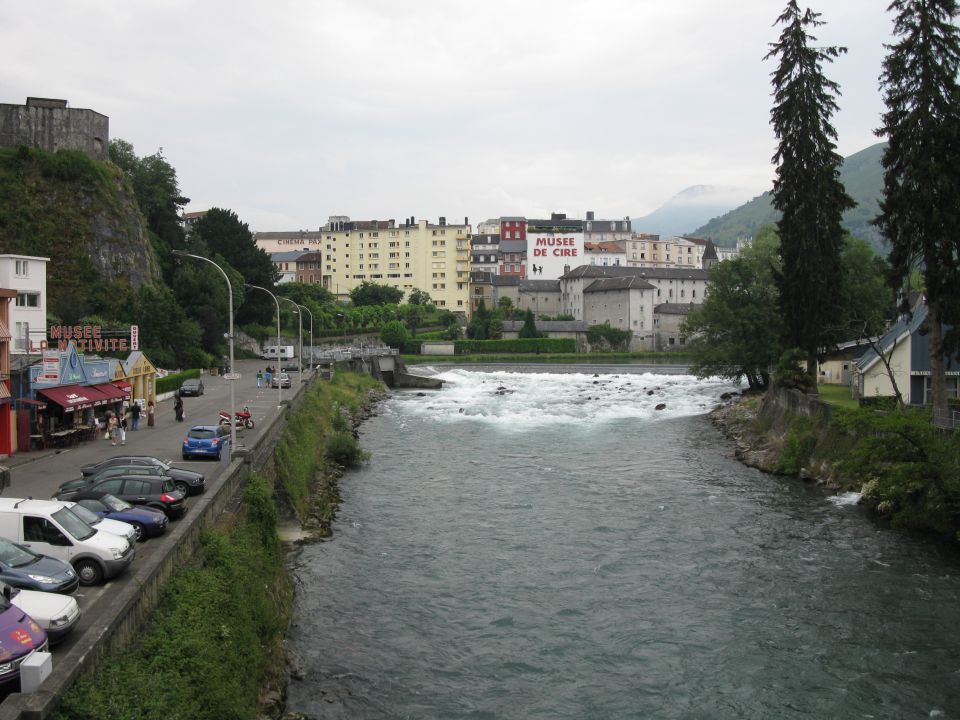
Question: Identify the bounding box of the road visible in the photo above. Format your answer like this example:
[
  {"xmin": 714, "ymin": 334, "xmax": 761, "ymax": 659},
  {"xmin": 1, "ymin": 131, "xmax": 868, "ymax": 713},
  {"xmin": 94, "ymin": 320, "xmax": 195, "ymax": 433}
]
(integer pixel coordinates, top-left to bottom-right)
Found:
[{"xmin": 2, "ymin": 358, "xmax": 306, "ymax": 678}]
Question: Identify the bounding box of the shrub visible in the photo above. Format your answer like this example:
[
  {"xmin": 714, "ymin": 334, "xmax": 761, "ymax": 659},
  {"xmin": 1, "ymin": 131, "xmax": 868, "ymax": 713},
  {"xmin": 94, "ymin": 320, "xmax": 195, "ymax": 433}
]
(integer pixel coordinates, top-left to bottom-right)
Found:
[
  {"xmin": 380, "ymin": 320, "xmax": 408, "ymax": 349},
  {"xmin": 586, "ymin": 322, "xmax": 631, "ymax": 351},
  {"xmin": 156, "ymin": 368, "xmax": 202, "ymax": 395},
  {"xmin": 326, "ymin": 430, "xmax": 368, "ymax": 467}
]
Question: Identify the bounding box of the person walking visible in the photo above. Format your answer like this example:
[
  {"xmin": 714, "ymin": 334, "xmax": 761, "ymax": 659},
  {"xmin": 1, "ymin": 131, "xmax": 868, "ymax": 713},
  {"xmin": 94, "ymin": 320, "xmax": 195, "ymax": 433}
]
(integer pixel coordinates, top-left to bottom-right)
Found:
[
  {"xmin": 147, "ymin": 400, "xmax": 155, "ymax": 427},
  {"xmin": 119, "ymin": 413, "xmax": 128, "ymax": 445},
  {"xmin": 174, "ymin": 393, "xmax": 184, "ymax": 422},
  {"xmin": 108, "ymin": 413, "xmax": 119, "ymax": 446},
  {"xmin": 257, "ymin": 369, "xmax": 263, "ymax": 388},
  {"xmin": 130, "ymin": 401, "xmax": 141, "ymax": 431}
]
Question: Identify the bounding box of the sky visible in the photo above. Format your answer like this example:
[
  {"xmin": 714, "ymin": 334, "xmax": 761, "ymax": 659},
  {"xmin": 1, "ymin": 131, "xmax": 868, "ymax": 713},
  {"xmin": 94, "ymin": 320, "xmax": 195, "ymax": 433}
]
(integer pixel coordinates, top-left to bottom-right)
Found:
[{"xmin": 4, "ymin": 1, "xmax": 896, "ymax": 232}]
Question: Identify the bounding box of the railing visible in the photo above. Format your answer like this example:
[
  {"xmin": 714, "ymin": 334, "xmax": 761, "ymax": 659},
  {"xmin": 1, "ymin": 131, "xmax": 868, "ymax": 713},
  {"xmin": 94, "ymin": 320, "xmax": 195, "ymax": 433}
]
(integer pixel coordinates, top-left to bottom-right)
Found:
[{"xmin": 313, "ymin": 344, "xmax": 399, "ymax": 362}]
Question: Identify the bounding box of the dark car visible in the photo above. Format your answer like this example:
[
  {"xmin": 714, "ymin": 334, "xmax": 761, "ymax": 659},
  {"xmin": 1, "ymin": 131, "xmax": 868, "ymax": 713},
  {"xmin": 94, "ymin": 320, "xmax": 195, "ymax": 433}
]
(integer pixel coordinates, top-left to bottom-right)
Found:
[
  {"xmin": 59, "ymin": 477, "xmax": 187, "ymax": 520},
  {"xmin": 75, "ymin": 495, "xmax": 168, "ymax": 542},
  {"xmin": 182, "ymin": 425, "xmax": 231, "ymax": 461},
  {"xmin": 178, "ymin": 378, "xmax": 204, "ymax": 396},
  {"xmin": 78, "ymin": 456, "xmax": 205, "ymax": 496},
  {"xmin": 280, "ymin": 361, "xmax": 299, "ymax": 372},
  {"xmin": 0, "ymin": 538, "xmax": 79, "ymax": 595}
]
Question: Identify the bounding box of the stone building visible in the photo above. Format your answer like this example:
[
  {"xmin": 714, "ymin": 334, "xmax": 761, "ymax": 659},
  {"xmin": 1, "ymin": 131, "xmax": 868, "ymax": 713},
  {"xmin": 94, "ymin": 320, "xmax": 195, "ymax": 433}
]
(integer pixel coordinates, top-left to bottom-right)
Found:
[{"xmin": 0, "ymin": 97, "xmax": 109, "ymax": 161}]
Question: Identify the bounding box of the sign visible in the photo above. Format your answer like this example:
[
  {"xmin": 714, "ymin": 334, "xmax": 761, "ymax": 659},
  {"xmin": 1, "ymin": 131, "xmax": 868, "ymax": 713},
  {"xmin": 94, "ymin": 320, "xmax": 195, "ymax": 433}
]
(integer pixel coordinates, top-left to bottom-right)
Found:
[
  {"xmin": 48, "ymin": 324, "xmax": 128, "ymax": 353},
  {"xmin": 41, "ymin": 351, "xmax": 60, "ymax": 383},
  {"xmin": 223, "ymin": 372, "xmax": 241, "ymax": 380},
  {"xmin": 527, "ymin": 231, "xmax": 584, "ymax": 279},
  {"xmin": 130, "ymin": 325, "xmax": 139, "ymax": 351}
]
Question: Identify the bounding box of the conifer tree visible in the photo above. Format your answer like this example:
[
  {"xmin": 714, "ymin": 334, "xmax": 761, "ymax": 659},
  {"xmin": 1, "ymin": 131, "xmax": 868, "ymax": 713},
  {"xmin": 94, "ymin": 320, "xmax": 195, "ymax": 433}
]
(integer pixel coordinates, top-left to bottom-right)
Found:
[
  {"xmin": 765, "ymin": 1, "xmax": 854, "ymax": 379},
  {"xmin": 876, "ymin": 0, "xmax": 960, "ymax": 424}
]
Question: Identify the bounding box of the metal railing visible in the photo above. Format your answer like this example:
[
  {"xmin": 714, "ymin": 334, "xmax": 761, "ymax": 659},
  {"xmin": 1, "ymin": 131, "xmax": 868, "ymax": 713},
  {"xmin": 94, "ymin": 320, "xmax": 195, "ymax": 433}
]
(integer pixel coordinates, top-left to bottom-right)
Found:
[{"xmin": 933, "ymin": 407, "xmax": 960, "ymax": 430}]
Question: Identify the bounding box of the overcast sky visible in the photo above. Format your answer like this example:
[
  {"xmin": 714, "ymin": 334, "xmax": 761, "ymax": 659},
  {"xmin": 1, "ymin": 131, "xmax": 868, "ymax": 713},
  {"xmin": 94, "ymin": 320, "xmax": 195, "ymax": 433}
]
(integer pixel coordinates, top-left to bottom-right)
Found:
[{"xmin": 5, "ymin": 1, "xmax": 896, "ymax": 231}]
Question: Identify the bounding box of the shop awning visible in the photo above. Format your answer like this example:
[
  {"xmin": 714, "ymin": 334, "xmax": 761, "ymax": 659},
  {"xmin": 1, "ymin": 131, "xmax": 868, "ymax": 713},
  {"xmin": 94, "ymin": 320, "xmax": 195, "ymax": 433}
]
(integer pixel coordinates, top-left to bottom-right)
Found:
[
  {"xmin": 112, "ymin": 380, "xmax": 132, "ymax": 394},
  {"xmin": 90, "ymin": 383, "xmax": 126, "ymax": 403},
  {"xmin": 15, "ymin": 397, "xmax": 46, "ymax": 407},
  {"xmin": 37, "ymin": 385, "xmax": 100, "ymax": 412}
]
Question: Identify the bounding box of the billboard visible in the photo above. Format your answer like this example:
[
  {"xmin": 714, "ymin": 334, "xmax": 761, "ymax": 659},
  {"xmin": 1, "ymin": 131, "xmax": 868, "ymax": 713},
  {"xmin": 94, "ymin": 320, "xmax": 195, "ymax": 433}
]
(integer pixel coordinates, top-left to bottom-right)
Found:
[{"xmin": 527, "ymin": 231, "xmax": 584, "ymax": 279}]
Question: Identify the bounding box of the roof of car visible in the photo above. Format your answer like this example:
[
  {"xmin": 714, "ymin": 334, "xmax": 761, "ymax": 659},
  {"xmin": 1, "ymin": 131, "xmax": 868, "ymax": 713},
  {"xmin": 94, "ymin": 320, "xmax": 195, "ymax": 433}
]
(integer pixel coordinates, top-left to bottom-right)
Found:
[{"xmin": 0, "ymin": 498, "xmax": 72, "ymax": 513}]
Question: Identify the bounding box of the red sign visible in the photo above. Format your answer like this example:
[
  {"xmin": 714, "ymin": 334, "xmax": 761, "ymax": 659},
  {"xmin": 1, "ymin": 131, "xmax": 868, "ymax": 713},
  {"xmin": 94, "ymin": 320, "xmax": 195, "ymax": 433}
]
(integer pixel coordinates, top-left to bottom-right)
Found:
[
  {"xmin": 130, "ymin": 325, "xmax": 139, "ymax": 351},
  {"xmin": 48, "ymin": 325, "xmax": 128, "ymax": 353}
]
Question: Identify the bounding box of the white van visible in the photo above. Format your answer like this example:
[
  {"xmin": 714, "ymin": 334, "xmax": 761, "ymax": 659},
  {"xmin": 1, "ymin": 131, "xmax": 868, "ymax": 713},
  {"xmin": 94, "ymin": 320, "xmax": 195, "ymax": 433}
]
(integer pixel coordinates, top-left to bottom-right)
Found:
[
  {"xmin": 262, "ymin": 345, "xmax": 295, "ymax": 360},
  {"xmin": 0, "ymin": 499, "xmax": 135, "ymax": 586}
]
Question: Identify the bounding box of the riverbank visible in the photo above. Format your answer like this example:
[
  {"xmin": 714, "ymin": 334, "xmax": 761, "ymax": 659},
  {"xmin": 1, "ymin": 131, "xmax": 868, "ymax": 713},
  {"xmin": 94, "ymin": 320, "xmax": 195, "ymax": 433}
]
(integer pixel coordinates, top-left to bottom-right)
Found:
[{"xmin": 710, "ymin": 387, "xmax": 960, "ymax": 542}]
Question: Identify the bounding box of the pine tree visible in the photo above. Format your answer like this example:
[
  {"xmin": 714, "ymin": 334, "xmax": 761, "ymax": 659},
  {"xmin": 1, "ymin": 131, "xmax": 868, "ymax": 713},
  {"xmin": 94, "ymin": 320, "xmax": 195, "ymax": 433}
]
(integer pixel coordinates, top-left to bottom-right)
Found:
[
  {"xmin": 765, "ymin": 1, "xmax": 855, "ymax": 379},
  {"xmin": 876, "ymin": 0, "xmax": 960, "ymax": 424}
]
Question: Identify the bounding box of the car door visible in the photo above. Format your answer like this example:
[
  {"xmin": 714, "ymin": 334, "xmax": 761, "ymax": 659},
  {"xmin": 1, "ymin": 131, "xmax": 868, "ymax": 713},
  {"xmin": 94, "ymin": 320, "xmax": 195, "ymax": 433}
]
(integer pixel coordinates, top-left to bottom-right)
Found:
[
  {"xmin": 120, "ymin": 479, "xmax": 153, "ymax": 505},
  {"xmin": 21, "ymin": 516, "xmax": 75, "ymax": 563}
]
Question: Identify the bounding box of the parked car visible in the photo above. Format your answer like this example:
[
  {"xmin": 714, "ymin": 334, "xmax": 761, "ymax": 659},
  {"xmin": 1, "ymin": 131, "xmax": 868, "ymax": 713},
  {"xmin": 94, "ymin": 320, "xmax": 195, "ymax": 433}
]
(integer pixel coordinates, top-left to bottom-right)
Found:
[
  {"xmin": 58, "ymin": 501, "xmax": 137, "ymax": 546},
  {"xmin": 0, "ymin": 538, "xmax": 79, "ymax": 595},
  {"xmin": 178, "ymin": 378, "xmax": 204, "ymax": 396},
  {"xmin": 182, "ymin": 424, "xmax": 231, "ymax": 461},
  {"xmin": 280, "ymin": 361, "xmax": 299, "ymax": 372},
  {"xmin": 271, "ymin": 372, "xmax": 292, "ymax": 389},
  {"xmin": 57, "ymin": 477, "xmax": 187, "ymax": 520},
  {"xmin": 78, "ymin": 456, "xmax": 206, "ymax": 496},
  {"xmin": 74, "ymin": 496, "xmax": 168, "ymax": 542},
  {"xmin": 0, "ymin": 590, "xmax": 47, "ymax": 686},
  {"xmin": 0, "ymin": 498, "xmax": 134, "ymax": 586},
  {"xmin": 3, "ymin": 583, "xmax": 80, "ymax": 645}
]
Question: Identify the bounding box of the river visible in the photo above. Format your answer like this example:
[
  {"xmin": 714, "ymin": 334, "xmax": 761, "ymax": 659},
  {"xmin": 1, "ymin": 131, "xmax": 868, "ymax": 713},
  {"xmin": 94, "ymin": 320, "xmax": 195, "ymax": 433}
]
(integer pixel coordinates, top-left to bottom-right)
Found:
[{"xmin": 285, "ymin": 367, "xmax": 960, "ymax": 719}]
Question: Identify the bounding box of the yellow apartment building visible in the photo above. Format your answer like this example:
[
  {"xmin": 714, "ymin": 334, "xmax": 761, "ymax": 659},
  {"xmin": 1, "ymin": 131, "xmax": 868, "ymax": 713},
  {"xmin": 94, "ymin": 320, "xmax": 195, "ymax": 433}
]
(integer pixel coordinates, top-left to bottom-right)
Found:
[{"xmin": 255, "ymin": 216, "xmax": 472, "ymax": 311}]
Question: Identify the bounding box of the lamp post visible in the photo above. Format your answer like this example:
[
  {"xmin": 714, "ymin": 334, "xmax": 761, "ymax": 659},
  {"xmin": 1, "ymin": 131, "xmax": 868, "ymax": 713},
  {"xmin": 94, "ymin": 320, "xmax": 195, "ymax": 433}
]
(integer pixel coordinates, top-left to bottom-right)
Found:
[
  {"xmin": 245, "ymin": 284, "xmax": 282, "ymax": 407},
  {"xmin": 298, "ymin": 304, "xmax": 314, "ymax": 374},
  {"xmin": 172, "ymin": 250, "xmax": 236, "ymax": 452},
  {"xmin": 336, "ymin": 313, "xmax": 346, "ymax": 345},
  {"xmin": 280, "ymin": 297, "xmax": 303, "ymax": 377}
]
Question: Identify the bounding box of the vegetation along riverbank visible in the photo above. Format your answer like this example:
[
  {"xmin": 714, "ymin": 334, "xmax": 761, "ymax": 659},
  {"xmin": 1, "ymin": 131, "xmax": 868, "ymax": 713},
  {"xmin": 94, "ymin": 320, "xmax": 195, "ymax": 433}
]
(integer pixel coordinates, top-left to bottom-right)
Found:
[
  {"xmin": 52, "ymin": 371, "xmax": 382, "ymax": 720},
  {"xmin": 712, "ymin": 387, "xmax": 960, "ymax": 543}
]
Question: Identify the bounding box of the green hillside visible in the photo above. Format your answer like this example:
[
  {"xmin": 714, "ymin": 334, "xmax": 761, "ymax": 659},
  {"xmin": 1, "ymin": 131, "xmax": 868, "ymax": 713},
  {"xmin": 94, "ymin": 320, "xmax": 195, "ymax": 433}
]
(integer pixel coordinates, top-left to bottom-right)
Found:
[{"xmin": 690, "ymin": 142, "xmax": 888, "ymax": 253}]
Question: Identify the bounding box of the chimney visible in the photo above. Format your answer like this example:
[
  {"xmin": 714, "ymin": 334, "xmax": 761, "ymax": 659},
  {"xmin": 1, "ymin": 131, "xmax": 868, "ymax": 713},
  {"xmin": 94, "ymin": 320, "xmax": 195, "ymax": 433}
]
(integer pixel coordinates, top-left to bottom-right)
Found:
[
  {"xmin": 464, "ymin": 216, "xmax": 469, "ymax": 226},
  {"xmin": 586, "ymin": 211, "xmax": 595, "ymax": 221},
  {"xmin": 439, "ymin": 216, "xmax": 446, "ymax": 226}
]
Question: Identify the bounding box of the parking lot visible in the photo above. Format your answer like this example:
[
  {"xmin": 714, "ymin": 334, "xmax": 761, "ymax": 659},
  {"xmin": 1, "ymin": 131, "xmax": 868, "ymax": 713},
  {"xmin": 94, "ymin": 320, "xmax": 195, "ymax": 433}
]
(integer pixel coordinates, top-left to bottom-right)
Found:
[{"xmin": 2, "ymin": 359, "xmax": 306, "ymax": 667}]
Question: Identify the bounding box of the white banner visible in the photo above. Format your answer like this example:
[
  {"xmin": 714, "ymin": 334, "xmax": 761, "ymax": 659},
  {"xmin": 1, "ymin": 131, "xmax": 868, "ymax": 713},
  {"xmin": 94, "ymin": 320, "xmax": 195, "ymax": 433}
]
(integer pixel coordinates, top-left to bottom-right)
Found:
[{"xmin": 527, "ymin": 231, "xmax": 584, "ymax": 279}]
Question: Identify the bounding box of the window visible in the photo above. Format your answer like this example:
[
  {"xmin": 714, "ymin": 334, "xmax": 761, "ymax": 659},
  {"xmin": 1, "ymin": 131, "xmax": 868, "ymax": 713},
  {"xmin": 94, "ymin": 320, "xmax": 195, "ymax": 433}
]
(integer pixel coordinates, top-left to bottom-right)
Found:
[
  {"xmin": 16, "ymin": 293, "xmax": 39, "ymax": 308},
  {"xmin": 23, "ymin": 517, "xmax": 69, "ymax": 546},
  {"xmin": 15, "ymin": 260, "xmax": 28, "ymax": 276}
]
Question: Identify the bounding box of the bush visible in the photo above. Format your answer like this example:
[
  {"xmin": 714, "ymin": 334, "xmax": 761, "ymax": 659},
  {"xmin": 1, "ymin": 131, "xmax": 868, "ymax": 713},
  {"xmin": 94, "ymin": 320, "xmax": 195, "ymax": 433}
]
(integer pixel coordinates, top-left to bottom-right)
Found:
[
  {"xmin": 774, "ymin": 348, "xmax": 816, "ymax": 392},
  {"xmin": 586, "ymin": 322, "xmax": 630, "ymax": 351},
  {"xmin": 380, "ymin": 320, "xmax": 408, "ymax": 349},
  {"xmin": 156, "ymin": 368, "xmax": 202, "ymax": 395},
  {"xmin": 326, "ymin": 430, "xmax": 369, "ymax": 467}
]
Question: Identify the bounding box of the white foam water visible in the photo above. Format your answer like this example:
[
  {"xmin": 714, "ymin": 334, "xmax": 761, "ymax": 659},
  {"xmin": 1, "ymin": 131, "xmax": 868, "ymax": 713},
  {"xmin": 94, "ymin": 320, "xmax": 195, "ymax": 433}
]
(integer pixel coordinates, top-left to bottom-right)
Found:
[{"xmin": 828, "ymin": 491, "xmax": 863, "ymax": 507}]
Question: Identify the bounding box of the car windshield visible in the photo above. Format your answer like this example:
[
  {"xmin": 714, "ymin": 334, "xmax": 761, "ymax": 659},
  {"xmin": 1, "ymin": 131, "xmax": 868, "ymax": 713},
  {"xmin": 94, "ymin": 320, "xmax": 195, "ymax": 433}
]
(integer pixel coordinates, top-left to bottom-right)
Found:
[
  {"xmin": 188, "ymin": 429, "xmax": 215, "ymax": 440},
  {"xmin": 0, "ymin": 539, "xmax": 38, "ymax": 568},
  {"xmin": 68, "ymin": 504, "xmax": 102, "ymax": 527},
  {"xmin": 101, "ymin": 494, "xmax": 133, "ymax": 511},
  {"xmin": 51, "ymin": 507, "xmax": 96, "ymax": 541}
]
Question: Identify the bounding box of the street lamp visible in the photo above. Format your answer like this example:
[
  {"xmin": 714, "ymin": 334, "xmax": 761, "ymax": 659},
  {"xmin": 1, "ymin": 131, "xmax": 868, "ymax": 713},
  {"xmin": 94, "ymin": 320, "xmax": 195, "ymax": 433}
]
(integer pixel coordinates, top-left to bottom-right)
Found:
[
  {"xmin": 336, "ymin": 313, "xmax": 346, "ymax": 345},
  {"xmin": 280, "ymin": 297, "xmax": 303, "ymax": 377},
  {"xmin": 245, "ymin": 283, "xmax": 282, "ymax": 407},
  {"xmin": 298, "ymin": 304, "xmax": 314, "ymax": 374},
  {"xmin": 171, "ymin": 250, "xmax": 236, "ymax": 452}
]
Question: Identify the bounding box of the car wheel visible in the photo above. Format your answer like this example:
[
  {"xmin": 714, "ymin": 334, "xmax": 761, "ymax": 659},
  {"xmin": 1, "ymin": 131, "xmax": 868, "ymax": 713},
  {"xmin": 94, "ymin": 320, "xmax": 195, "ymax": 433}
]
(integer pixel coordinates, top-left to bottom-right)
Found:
[
  {"xmin": 174, "ymin": 480, "xmax": 189, "ymax": 496},
  {"xmin": 129, "ymin": 522, "xmax": 146, "ymax": 542},
  {"xmin": 216, "ymin": 450, "xmax": 222, "ymax": 461},
  {"xmin": 182, "ymin": 454, "xmax": 190, "ymax": 461},
  {"xmin": 74, "ymin": 559, "xmax": 104, "ymax": 586}
]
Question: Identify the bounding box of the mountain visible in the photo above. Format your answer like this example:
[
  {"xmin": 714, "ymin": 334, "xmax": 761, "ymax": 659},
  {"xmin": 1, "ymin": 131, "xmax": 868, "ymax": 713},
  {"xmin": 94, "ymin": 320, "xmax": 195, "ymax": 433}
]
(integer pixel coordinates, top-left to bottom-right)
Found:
[
  {"xmin": 631, "ymin": 185, "xmax": 754, "ymax": 239},
  {"xmin": 687, "ymin": 142, "xmax": 888, "ymax": 252}
]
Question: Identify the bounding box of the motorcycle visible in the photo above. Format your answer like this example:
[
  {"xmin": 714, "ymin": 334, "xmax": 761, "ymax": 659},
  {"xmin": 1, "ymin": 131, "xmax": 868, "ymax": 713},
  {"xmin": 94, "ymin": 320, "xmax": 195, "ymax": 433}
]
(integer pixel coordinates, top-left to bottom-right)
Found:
[{"xmin": 219, "ymin": 406, "xmax": 255, "ymax": 429}]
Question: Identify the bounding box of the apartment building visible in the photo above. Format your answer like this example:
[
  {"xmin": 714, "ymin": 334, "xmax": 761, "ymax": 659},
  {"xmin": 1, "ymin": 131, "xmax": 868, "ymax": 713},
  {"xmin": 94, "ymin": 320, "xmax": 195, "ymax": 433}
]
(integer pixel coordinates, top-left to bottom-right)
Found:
[
  {"xmin": 0, "ymin": 255, "xmax": 49, "ymax": 354},
  {"xmin": 583, "ymin": 211, "xmax": 633, "ymax": 243},
  {"xmin": 256, "ymin": 216, "xmax": 471, "ymax": 310},
  {"xmin": 584, "ymin": 241, "xmax": 626, "ymax": 267}
]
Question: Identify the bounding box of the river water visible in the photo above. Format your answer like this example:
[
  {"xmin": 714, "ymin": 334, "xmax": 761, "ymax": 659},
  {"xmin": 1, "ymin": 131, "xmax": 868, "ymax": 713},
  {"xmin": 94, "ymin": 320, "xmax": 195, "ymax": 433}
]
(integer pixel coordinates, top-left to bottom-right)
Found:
[{"xmin": 285, "ymin": 368, "xmax": 960, "ymax": 719}]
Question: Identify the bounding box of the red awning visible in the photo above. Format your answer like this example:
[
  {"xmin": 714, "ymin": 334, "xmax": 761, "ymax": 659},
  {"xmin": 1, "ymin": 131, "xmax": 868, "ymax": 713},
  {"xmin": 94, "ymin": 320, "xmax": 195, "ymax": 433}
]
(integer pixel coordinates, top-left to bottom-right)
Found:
[
  {"xmin": 89, "ymin": 383, "xmax": 126, "ymax": 403},
  {"xmin": 16, "ymin": 398, "xmax": 46, "ymax": 406},
  {"xmin": 37, "ymin": 385, "xmax": 100, "ymax": 412},
  {"xmin": 112, "ymin": 380, "xmax": 132, "ymax": 394}
]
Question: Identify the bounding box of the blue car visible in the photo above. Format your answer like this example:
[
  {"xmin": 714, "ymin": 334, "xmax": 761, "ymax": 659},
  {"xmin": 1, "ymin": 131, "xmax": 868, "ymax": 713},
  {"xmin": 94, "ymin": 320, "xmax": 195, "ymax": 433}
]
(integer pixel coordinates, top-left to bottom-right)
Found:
[
  {"xmin": 0, "ymin": 538, "xmax": 79, "ymax": 594},
  {"xmin": 182, "ymin": 424, "xmax": 231, "ymax": 461},
  {"xmin": 74, "ymin": 495, "xmax": 168, "ymax": 542}
]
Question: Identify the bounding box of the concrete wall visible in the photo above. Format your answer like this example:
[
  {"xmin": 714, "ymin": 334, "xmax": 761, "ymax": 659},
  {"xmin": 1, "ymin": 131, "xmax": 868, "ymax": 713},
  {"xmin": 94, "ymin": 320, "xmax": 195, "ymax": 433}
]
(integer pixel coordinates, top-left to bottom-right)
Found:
[{"xmin": 0, "ymin": 101, "xmax": 109, "ymax": 162}]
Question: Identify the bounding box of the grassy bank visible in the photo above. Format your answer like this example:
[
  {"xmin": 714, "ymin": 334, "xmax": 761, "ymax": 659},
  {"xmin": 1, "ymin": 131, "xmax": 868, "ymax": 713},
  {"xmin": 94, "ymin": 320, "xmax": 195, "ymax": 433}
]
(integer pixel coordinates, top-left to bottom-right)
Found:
[
  {"xmin": 53, "ymin": 371, "xmax": 381, "ymax": 720},
  {"xmin": 753, "ymin": 397, "xmax": 960, "ymax": 542}
]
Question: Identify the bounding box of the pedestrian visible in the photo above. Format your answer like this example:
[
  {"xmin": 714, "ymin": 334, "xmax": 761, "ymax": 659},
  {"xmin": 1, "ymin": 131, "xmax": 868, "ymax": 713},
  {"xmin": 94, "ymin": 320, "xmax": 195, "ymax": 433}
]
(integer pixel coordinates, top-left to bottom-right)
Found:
[
  {"xmin": 107, "ymin": 413, "xmax": 119, "ymax": 446},
  {"xmin": 147, "ymin": 400, "xmax": 155, "ymax": 427},
  {"xmin": 265, "ymin": 365, "xmax": 272, "ymax": 387},
  {"xmin": 130, "ymin": 401, "xmax": 141, "ymax": 431},
  {"xmin": 119, "ymin": 414, "xmax": 128, "ymax": 445},
  {"xmin": 257, "ymin": 369, "xmax": 263, "ymax": 388},
  {"xmin": 174, "ymin": 392, "xmax": 184, "ymax": 422}
]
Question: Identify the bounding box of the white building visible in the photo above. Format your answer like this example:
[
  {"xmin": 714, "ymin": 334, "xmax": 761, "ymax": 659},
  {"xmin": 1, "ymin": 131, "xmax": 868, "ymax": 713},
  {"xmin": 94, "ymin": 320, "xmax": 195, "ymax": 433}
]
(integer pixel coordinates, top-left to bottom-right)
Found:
[{"xmin": 0, "ymin": 255, "xmax": 49, "ymax": 353}]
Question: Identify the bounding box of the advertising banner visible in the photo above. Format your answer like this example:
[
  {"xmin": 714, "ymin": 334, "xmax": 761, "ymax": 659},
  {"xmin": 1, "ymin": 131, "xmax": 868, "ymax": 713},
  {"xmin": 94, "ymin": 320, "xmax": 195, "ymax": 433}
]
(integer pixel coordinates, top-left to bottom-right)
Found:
[
  {"xmin": 527, "ymin": 231, "xmax": 584, "ymax": 279},
  {"xmin": 41, "ymin": 351, "xmax": 60, "ymax": 383}
]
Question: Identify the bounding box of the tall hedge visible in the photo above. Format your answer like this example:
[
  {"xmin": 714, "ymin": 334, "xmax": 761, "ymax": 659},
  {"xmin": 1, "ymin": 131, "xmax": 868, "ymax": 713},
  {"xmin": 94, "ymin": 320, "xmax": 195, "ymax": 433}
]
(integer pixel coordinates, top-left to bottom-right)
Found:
[
  {"xmin": 156, "ymin": 368, "xmax": 202, "ymax": 395},
  {"xmin": 455, "ymin": 338, "xmax": 575, "ymax": 354}
]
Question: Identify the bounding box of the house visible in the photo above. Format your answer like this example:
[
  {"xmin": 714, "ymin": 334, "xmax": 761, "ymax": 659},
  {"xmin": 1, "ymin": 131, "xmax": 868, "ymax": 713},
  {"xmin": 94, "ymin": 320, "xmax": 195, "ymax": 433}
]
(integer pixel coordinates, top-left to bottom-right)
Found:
[
  {"xmin": 501, "ymin": 320, "xmax": 590, "ymax": 352},
  {"xmin": 653, "ymin": 302, "xmax": 696, "ymax": 351},
  {"xmin": 584, "ymin": 241, "xmax": 626, "ymax": 267},
  {"xmin": 0, "ymin": 255, "xmax": 50, "ymax": 354},
  {"xmin": 853, "ymin": 298, "xmax": 960, "ymax": 405},
  {"xmin": 270, "ymin": 251, "xmax": 305, "ymax": 284}
]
